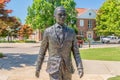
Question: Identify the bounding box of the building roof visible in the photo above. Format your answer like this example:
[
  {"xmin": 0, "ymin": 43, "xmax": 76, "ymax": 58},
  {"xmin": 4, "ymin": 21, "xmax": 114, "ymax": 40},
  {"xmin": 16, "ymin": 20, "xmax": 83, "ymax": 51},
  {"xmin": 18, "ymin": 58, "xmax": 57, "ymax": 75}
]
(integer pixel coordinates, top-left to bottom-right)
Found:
[
  {"xmin": 76, "ymin": 8, "xmax": 87, "ymax": 15},
  {"xmin": 76, "ymin": 8, "xmax": 97, "ymax": 16}
]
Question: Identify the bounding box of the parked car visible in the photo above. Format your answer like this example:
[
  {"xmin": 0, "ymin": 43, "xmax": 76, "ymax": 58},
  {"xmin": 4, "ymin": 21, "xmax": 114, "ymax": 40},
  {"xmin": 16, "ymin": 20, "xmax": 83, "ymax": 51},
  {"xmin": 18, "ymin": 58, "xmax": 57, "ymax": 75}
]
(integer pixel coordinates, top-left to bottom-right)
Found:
[{"xmin": 101, "ymin": 36, "xmax": 120, "ymax": 44}]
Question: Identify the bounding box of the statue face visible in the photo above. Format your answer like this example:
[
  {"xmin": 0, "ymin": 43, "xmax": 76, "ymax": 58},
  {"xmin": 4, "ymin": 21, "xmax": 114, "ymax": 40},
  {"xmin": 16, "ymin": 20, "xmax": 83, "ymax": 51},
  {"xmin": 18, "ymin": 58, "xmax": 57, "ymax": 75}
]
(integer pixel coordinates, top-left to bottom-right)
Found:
[{"xmin": 54, "ymin": 9, "xmax": 66, "ymax": 25}]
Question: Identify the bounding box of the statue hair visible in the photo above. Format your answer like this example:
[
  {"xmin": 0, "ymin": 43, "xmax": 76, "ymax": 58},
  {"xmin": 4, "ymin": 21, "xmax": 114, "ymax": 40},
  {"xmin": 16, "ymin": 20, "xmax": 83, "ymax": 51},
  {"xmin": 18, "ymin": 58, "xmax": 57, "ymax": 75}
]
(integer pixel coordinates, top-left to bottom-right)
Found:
[{"xmin": 54, "ymin": 6, "xmax": 66, "ymax": 16}]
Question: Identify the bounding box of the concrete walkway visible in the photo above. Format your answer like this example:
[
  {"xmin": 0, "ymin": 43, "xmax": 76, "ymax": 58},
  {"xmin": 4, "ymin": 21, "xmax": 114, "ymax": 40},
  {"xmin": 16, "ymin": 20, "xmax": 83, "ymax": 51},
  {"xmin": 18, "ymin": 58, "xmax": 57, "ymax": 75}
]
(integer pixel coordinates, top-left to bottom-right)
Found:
[
  {"xmin": 0, "ymin": 59, "xmax": 120, "ymax": 80},
  {"xmin": 0, "ymin": 43, "xmax": 120, "ymax": 80}
]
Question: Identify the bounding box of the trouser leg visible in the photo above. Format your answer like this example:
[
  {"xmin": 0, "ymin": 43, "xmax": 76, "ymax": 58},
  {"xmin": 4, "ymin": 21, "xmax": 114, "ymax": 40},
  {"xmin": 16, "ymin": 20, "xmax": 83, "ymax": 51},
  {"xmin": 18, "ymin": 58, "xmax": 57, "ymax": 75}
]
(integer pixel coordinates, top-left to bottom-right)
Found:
[
  {"xmin": 60, "ymin": 63, "xmax": 72, "ymax": 80},
  {"xmin": 49, "ymin": 62, "xmax": 72, "ymax": 80},
  {"xmin": 49, "ymin": 70, "xmax": 71, "ymax": 80},
  {"xmin": 49, "ymin": 71, "xmax": 62, "ymax": 80},
  {"xmin": 62, "ymin": 70, "xmax": 72, "ymax": 80}
]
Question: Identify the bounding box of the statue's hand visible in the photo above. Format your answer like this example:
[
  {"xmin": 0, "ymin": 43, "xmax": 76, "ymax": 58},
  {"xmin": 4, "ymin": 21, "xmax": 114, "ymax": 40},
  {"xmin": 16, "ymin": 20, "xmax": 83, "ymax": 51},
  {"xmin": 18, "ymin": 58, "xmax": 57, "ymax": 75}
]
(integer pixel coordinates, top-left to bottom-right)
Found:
[
  {"xmin": 35, "ymin": 71, "xmax": 40, "ymax": 78},
  {"xmin": 78, "ymin": 68, "xmax": 84, "ymax": 78}
]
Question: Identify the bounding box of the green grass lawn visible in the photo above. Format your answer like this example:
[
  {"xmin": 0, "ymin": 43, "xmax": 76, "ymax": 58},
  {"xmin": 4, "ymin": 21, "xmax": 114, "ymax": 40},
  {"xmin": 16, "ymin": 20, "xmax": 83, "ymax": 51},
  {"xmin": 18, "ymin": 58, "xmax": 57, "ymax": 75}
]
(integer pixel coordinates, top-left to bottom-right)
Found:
[
  {"xmin": 107, "ymin": 76, "xmax": 120, "ymax": 80},
  {"xmin": 80, "ymin": 47, "xmax": 120, "ymax": 61}
]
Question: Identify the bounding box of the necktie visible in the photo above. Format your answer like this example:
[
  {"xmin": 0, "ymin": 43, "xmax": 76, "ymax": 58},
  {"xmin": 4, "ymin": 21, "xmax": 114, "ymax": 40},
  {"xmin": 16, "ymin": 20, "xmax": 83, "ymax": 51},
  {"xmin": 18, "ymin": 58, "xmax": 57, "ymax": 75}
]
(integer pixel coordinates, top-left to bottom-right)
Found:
[{"xmin": 57, "ymin": 26, "xmax": 64, "ymax": 44}]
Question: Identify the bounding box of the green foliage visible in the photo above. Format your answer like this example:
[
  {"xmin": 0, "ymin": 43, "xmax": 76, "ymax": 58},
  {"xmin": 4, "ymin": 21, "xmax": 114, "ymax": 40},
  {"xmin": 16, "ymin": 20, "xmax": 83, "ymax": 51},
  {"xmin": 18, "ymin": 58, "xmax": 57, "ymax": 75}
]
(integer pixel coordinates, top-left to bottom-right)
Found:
[
  {"xmin": 96, "ymin": 0, "xmax": 120, "ymax": 36},
  {"xmin": 0, "ymin": 52, "xmax": 4, "ymax": 58},
  {"xmin": 108, "ymin": 76, "xmax": 120, "ymax": 80},
  {"xmin": 0, "ymin": 40, "xmax": 15, "ymax": 43},
  {"xmin": 70, "ymin": 25, "xmax": 78, "ymax": 34},
  {"xmin": 25, "ymin": 0, "xmax": 77, "ymax": 32},
  {"xmin": 16, "ymin": 40, "xmax": 36, "ymax": 43},
  {"xmin": 80, "ymin": 47, "xmax": 120, "ymax": 61}
]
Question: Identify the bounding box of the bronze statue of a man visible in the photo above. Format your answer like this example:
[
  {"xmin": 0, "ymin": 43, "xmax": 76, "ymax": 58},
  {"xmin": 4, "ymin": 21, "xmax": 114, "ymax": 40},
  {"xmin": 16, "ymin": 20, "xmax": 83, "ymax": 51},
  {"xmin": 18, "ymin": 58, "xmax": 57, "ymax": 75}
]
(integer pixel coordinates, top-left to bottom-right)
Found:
[{"xmin": 35, "ymin": 6, "xmax": 84, "ymax": 80}]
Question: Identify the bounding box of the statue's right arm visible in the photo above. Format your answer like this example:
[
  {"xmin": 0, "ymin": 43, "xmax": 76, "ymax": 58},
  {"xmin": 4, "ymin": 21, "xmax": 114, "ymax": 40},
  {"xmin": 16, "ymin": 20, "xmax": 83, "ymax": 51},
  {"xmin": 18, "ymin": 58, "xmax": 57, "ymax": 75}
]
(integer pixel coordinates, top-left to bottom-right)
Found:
[{"xmin": 35, "ymin": 29, "xmax": 49, "ymax": 77}]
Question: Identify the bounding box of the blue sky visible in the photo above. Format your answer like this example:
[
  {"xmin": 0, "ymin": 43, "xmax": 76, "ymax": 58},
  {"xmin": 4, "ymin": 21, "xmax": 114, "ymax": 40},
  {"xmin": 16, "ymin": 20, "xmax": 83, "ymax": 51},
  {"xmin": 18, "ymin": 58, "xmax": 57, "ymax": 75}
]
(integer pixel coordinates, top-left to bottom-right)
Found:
[{"xmin": 6, "ymin": 0, "xmax": 105, "ymax": 24}]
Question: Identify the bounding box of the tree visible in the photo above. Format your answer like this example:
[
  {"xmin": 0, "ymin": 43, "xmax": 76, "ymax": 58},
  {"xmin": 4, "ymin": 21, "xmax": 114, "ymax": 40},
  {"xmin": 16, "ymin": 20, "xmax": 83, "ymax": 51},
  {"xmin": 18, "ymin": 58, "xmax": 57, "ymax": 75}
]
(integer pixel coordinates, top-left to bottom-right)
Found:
[
  {"xmin": 95, "ymin": 0, "xmax": 120, "ymax": 36},
  {"xmin": 18, "ymin": 24, "xmax": 33, "ymax": 40},
  {"xmin": 0, "ymin": 0, "xmax": 12, "ymax": 39},
  {"xmin": 25, "ymin": 0, "xmax": 77, "ymax": 32},
  {"xmin": 0, "ymin": 20, "xmax": 8, "ymax": 37},
  {"xmin": 0, "ymin": 0, "xmax": 21, "ymax": 41},
  {"xmin": 0, "ymin": 0, "xmax": 12, "ymax": 26}
]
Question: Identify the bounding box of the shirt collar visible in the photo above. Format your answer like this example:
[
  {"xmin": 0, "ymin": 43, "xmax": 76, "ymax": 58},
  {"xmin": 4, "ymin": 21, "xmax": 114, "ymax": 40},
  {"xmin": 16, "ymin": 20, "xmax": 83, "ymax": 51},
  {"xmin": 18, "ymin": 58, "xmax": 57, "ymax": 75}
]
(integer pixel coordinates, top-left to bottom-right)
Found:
[{"xmin": 55, "ymin": 23, "xmax": 66, "ymax": 29}]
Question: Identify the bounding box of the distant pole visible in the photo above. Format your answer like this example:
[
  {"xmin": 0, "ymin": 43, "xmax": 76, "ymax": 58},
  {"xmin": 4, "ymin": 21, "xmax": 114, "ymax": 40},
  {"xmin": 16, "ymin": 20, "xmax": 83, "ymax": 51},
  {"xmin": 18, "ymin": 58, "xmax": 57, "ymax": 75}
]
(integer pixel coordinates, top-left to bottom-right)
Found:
[
  {"xmin": 88, "ymin": 40, "xmax": 91, "ymax": 48},
  {"xmin": 88, "ymin": 38, "xmax": 91, "ymax": 48}
]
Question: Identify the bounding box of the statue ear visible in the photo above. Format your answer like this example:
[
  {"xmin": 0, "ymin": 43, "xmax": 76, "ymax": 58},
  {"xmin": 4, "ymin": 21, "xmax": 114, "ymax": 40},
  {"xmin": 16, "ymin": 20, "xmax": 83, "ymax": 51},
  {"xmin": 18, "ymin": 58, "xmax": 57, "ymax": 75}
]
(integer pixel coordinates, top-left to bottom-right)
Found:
[
  {"xmin": 53, "ymin": 15, "xmax": 55, "ymax": 17},
  {"xmin": 54, "ymin": 14, "xmax": 56, "ymax": 19},
  {"xmin": 54, "ymin": 17, "xmax": 56, "ymax": 20}
]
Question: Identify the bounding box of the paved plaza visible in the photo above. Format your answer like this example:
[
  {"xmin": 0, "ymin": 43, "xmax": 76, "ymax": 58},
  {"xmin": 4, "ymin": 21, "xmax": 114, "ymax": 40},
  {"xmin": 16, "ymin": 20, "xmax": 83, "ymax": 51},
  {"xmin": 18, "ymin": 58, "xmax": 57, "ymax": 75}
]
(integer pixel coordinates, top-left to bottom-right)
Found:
[{"xmin": 0, "ymin": 43, "xmax": 120, "ymax": 80}]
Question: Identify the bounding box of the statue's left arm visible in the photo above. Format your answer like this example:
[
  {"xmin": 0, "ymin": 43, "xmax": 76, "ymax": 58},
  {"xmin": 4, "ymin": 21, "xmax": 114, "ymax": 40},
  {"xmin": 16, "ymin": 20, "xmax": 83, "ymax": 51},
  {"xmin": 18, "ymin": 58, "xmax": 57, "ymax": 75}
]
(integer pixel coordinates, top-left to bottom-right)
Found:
[{"xmin": 71, "ymin": 31, "xmax": 84, "ymax": 78}]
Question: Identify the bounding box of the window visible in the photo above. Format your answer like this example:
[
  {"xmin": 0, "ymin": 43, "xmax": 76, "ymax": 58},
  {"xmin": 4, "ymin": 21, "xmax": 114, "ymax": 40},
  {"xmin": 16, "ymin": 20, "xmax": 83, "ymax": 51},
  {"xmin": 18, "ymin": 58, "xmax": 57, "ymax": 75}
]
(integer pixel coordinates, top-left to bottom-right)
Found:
[
  {"xmin": 88, "ymin": 19, "xmax": 92, "ymax": 28},
  {"xmin": 80, "ymin": 20, "xmax": 84, "ymax": 27},
  {"xmin": 89, "ymin": 13, "xmax": 92, "ymax": 16}
]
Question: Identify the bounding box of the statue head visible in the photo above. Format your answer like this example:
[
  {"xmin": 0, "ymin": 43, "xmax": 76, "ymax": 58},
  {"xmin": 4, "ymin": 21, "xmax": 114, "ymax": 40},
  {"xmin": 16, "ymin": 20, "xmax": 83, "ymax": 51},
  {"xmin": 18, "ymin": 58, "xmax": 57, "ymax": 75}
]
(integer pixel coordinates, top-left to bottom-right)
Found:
[{"xmin": 54, "ymin": 6, "xmax": 66, "ymax": 25}]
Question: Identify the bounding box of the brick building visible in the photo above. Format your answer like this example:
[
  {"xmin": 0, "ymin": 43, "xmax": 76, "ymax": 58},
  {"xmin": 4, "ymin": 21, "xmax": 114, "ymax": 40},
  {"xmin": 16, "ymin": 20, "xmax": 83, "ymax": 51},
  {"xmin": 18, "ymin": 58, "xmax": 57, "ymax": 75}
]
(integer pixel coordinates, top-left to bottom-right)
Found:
[{"xmin": 76, "ymin": 8, "xmax": 97, "ymax": 40}]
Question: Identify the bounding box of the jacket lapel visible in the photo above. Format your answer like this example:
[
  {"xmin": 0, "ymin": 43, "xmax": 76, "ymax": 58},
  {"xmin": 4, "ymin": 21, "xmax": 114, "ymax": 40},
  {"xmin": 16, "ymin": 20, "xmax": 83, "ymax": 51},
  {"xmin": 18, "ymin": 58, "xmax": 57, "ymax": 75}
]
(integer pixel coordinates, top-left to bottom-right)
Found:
[
  {"xmin": 53, "ymin": 24, "xmax": 61, "ymax": 45},
  {"xmin": 65, "ymin": 26, "xmax": 68, "ymax": 41},
  {"xmin": 62, "ymin": 26, "xmax": 68, "ymax": 44}
]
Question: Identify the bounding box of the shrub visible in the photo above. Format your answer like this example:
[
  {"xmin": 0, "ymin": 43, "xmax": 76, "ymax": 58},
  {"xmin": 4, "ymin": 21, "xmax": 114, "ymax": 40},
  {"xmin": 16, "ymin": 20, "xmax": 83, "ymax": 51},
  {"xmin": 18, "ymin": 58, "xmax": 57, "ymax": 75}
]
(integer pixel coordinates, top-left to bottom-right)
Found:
[
  {"xmin": 0, "ymin": 40, "xmax": 36, "ymax": 43},
  {"xmin": 0, "ymin": 52, "xmax": 4, "ymax": 58},
  {"xmin": 16, "ymin": 40, "xmax": 36, "ymax": 43}
]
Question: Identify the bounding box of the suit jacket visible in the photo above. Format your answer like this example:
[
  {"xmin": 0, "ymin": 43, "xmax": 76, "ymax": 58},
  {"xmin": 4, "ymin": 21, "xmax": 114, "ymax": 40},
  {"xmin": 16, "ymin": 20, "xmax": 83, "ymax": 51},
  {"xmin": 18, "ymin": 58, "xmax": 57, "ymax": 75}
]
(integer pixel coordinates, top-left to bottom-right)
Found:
[{"xmin": 36, "ymin": 23, "xmax": 83, "ymax": 74}]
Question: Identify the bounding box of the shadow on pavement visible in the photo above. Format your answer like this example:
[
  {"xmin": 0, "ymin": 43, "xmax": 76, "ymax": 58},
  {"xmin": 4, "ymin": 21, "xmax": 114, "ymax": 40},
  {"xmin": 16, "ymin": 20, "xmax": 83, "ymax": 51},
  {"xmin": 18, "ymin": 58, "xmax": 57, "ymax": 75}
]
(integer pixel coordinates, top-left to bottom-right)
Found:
[{"xmin": 0, "ymin": 53, "xmax": 47, "ymax": 70}]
